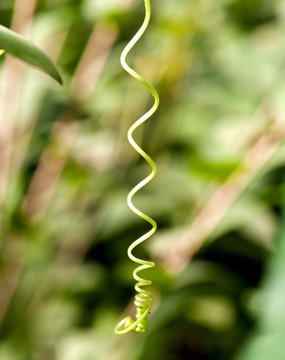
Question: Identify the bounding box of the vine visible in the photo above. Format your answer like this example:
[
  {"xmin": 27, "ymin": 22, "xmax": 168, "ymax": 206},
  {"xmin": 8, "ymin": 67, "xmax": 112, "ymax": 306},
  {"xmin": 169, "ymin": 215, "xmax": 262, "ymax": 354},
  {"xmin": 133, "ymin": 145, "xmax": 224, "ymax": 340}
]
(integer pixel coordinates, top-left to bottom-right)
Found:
[{"xmin": 115, "ymin": 0, "xmax": 159, "ymax": 335}]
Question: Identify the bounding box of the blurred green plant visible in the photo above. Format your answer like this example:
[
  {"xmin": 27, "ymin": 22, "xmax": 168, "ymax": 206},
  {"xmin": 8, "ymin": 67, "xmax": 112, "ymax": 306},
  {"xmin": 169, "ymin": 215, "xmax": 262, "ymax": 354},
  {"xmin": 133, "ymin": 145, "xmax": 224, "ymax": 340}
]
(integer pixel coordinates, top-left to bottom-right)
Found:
[
  {"xmin": 236, "ymin": 187, "xmax": 285, "ymax": 360},
  {"xmin": 0, "ymin": 0, "xmax": 285, "ymax": 359}
]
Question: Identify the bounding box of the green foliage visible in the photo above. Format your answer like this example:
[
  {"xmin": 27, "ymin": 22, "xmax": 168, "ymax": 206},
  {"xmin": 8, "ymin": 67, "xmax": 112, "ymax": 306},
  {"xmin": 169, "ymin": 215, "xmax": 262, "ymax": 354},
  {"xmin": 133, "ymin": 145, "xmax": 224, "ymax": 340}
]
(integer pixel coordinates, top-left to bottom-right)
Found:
[
  {"xmin": 0, "ymin": 0, "xmax": 285, "ymax": 359},
  {"xmin": 236, "ymin": 189, "xmax": 285, "ymax": 359}
]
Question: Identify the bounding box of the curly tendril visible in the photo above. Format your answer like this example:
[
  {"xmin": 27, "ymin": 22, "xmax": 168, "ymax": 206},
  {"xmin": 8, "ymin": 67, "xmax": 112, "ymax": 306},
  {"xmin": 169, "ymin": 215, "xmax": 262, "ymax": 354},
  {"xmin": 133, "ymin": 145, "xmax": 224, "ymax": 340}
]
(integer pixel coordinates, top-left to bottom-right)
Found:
[{"xmin": 115, "ymin": 0, "xmax": 159, "ymax": 335}]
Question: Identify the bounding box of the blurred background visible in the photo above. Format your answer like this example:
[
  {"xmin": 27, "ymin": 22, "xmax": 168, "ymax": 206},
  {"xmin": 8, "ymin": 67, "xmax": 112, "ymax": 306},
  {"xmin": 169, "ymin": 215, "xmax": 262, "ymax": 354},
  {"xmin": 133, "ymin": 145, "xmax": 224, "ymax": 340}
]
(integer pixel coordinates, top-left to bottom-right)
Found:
[{"xmin": 1, "ymin": 0, "xmax": 285, "ymax": 359}]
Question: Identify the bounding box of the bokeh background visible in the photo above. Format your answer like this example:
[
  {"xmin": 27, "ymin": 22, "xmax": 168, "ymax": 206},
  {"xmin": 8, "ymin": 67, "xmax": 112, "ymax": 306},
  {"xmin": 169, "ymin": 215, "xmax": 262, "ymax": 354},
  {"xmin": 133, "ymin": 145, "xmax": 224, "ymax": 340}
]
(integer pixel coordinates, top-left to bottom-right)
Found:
[{"xmin": 1, "ymin": 0, "xmax": 285, "ymax": 359}]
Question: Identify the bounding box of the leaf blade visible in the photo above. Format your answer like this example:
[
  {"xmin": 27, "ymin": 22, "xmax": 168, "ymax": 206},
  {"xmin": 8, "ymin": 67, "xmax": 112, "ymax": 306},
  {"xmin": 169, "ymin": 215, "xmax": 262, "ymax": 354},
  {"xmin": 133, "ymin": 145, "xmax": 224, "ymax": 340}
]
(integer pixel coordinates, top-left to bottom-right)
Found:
[{"xmin": 0, "ymin": 25, "xmax": 62, "ymax": 84}]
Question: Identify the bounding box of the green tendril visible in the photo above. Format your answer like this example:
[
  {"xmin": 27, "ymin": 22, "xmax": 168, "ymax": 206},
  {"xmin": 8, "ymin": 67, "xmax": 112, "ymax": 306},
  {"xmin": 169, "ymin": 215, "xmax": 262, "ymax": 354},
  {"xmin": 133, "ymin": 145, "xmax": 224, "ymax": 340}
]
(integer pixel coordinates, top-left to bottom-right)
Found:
[{"xmin": 115, "ymin": 0, "xmax": 159, "ymax": 335}]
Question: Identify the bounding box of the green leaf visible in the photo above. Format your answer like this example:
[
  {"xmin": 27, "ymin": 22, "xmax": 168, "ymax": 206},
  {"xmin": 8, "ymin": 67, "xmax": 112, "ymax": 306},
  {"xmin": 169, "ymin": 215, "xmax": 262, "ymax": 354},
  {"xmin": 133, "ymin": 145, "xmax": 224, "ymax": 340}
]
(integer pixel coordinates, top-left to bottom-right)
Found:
[{"xmin": 0, "ymin": 25, "xmax": 62, "ymax": 84}]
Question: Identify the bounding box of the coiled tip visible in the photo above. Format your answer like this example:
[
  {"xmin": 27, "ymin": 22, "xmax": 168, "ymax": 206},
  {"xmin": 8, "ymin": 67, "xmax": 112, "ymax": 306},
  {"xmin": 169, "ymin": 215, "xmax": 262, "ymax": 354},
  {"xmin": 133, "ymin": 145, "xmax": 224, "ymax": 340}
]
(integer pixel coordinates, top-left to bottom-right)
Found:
[
  {"xmin": 115, "ymin": 316, "xmax": 134, "ymax": 335},
  {"xmin": 115, "ymin": 294, "xmax": 152, "ymax": 334}
]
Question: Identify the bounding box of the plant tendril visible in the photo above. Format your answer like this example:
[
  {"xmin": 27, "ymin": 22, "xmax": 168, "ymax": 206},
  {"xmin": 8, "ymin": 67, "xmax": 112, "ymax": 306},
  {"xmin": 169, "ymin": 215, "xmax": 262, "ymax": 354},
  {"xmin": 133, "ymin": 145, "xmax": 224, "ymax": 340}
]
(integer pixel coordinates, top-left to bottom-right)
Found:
[{"xmin": 115, "ymin": 0, "xmax": 159, "ymax": 335}]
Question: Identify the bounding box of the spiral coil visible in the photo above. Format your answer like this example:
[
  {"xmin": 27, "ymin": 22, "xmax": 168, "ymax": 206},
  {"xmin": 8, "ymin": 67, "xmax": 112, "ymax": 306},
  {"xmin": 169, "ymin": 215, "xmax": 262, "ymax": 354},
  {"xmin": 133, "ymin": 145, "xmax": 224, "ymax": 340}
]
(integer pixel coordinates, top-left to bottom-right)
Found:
[{"xmin": 115, "ymin": 0, "xmax": 159, "ymax": 335}]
